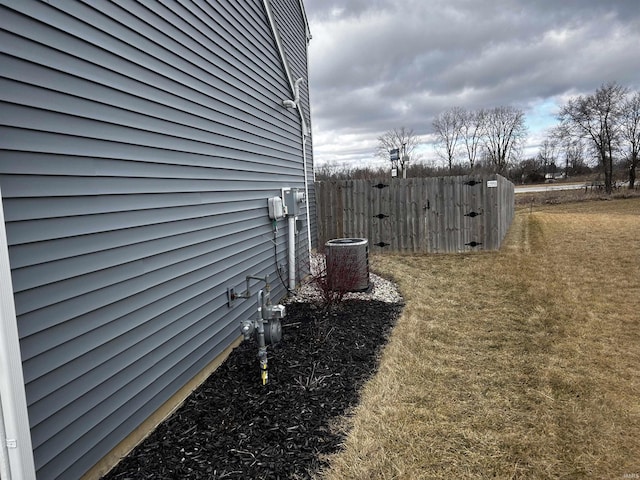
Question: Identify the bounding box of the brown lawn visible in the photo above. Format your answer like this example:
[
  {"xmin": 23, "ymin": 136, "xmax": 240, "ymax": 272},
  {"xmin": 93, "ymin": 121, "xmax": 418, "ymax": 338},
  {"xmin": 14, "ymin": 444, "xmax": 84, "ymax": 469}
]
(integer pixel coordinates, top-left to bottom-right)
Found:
[{"xmin": 321, "ymin": 198, "xmax": 640, "ymax": 479}]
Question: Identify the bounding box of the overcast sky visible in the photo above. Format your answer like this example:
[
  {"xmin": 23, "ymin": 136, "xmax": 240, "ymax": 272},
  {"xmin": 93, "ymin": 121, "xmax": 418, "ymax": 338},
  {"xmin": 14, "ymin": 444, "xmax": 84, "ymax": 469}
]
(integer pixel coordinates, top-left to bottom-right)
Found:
[{"xmin": 304, "ymin": 0, "xmax": 640, "ymax": 169}]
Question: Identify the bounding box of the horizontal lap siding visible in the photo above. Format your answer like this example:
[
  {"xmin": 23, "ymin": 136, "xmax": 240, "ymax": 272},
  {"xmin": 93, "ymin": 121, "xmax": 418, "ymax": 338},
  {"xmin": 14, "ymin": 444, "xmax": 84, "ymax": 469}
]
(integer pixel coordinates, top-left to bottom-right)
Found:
[{"xmin": 0, "ymin": 0, "xmax": 309, "ymax": 478}]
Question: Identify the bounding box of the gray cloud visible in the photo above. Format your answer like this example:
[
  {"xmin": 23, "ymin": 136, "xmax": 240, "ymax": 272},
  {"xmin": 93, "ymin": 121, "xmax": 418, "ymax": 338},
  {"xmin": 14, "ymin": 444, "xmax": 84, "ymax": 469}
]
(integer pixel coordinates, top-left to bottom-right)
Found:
[{"xmin": 305, "ymin": 0, "xmax": 640, "ymax": 166}]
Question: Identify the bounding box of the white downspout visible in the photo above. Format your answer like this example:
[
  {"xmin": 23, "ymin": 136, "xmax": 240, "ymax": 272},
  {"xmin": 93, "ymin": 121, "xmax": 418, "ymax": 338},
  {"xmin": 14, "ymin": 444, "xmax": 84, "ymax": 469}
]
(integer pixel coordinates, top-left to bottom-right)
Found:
[
  {"xmin": 0, "ymin": 186, "xmax": 36, "ymax": 480},
  {"xmin": 303, "ymin": 132, "xmax": 311, "ymax": 254},
  {"xmin": 288, "ymin": 215, "xmax": 296, "ymax": 290},
  {"xmin": 289, "ymin": 80, "xmax": 312, "ymax": 260},
  {"xmin": 302, "ymin": 18, "xmax": 313, "ymax": 256},
  {"xmin": 263, "ymin": 0, "xmax": 294, "ymax": 92}
]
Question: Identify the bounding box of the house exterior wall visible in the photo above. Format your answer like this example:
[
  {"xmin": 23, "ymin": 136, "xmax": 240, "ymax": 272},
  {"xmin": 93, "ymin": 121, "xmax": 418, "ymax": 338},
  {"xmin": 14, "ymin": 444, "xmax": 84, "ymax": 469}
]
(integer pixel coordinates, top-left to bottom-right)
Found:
[{"xmin": 0, "ymin": 1, "xmax": 313, "ymax": 478}]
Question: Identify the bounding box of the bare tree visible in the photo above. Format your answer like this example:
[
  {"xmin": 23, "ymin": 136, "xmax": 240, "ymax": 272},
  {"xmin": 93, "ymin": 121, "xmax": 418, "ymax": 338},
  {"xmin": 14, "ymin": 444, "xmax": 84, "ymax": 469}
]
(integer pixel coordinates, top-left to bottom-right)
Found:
[
  {"xmin": 518, "ymin": 156, "xmax": 544, "ymax": 183},
  {"xmin": 558, "ymin": 82, "xmax": 627, "ymax": 194},
  {"xmin": 566, "ymin": 137, "xmax": 587, "ymax": 174},
  {"xmin": 483, "ymin": 106, "xmax": 527, "ymax": 174},
  {"xmin": 552, "ymin": 124, "xmax": 589, "ymax": 176},
  {"xmin": 375, "ymin": 126, "xmax": 419, "ymax": 176},
  {"xmin": 620, "ymin": 91, "xmax": 640, "ymax": 189},
  {"xmin": 537, "ymin": 137, "xmax": 558, "ymax": 178},
  {"xmin": 550, "ymin": 125, "xmax": 569, "ymax": 177},
  {"xmin": 432, "ymin": 107, "xmax": 464, "ymax": 170},
  {"xmin": 460, "ymin": 108, "xmax": 486, "ymax": 170}
]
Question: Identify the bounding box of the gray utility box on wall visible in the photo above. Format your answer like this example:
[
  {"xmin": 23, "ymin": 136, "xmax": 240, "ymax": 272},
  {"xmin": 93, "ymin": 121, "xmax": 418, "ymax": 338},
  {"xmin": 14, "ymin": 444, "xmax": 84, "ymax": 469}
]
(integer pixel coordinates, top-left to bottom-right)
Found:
[{"xmin": 325, "ymin": 238, "xmax": 370, "ymax": 292}]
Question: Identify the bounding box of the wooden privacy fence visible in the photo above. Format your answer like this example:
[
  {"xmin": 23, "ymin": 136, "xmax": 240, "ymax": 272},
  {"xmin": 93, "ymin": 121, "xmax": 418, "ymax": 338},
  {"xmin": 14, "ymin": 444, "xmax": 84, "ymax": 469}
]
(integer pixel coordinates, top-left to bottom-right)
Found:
[{"xmin": 315, "ymin": 175, "xmax": 515, "ymax": 253}]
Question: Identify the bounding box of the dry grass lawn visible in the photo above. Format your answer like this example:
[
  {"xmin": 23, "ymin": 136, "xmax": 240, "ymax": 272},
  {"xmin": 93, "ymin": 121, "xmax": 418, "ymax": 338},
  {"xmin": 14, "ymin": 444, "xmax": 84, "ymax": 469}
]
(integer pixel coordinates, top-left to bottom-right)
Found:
[{"xmin": 320, "ymin": 198, "xmax": 640, "ymax": 479}]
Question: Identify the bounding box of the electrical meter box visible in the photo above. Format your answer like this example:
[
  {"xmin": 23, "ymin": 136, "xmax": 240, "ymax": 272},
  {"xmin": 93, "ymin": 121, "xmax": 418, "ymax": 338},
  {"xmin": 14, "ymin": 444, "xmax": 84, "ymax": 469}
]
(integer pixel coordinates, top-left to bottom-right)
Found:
[{"xmin": 282, "ymin": 187, "xmax": 304, "ymax": 217}]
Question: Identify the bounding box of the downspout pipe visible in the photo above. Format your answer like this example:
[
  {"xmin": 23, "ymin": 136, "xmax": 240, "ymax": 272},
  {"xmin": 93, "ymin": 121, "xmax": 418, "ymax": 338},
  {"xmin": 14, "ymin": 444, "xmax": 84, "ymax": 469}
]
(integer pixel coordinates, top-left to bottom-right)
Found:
[
  {"xmin": 301, "ymin": 107, "xmax": 312, "ymax": 256},
  {"xmin": 282, "ymin": 80, "xmax": 310, "ymax": 290},
  {"xmin": 290, "ymin": 78, "xmax": 312, "ymax": 256},
  {"xmin": 288, "ymin": 215, "xmax": 296, "ymax": 290},
  {"xmin": 287, "ymin": 78, "xmax": 312, "ymax": 259},
  {"xmin": 301, "ymin": 25, "xmax": 314, "ymax": 257}
]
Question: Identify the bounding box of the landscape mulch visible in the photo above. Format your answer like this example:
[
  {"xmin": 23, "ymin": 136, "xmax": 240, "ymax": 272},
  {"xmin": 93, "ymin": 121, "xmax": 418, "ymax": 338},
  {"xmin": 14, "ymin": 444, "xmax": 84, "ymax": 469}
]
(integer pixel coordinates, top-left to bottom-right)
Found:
[{"xmin": 102, "ymin": 300, "xmax": 403, "ymax": 480}]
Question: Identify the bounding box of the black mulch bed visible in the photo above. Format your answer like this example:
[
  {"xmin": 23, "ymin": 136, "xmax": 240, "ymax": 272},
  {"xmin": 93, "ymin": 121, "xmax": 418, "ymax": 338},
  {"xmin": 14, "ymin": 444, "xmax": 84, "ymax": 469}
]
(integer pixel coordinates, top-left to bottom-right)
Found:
[{"xmin": 102, "ymin": 300, "xmax": 403, "ymax": 480}]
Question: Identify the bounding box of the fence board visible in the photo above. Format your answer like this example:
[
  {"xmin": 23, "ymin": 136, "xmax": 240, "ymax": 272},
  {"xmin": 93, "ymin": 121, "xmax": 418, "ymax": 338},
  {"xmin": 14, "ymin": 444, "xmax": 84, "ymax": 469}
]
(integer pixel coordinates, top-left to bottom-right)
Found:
[{"xmin": 315, "ymin": 175, "xmax": 514, "ymax": 253}]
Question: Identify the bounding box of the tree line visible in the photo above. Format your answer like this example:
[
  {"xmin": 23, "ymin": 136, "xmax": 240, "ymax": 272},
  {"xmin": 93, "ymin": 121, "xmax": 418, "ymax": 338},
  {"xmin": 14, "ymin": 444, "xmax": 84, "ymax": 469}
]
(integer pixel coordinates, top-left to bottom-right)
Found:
[
  {"xmin": 556, "ymin": 82, "xmax": 639, "ymax": 193},
  {"xmin": 370, "ymin": 106, "xmax": 527, "ymax": 178},
  {"xmin": 431, "ymin": 82, "xmax": 639, "ymax": 193},
  {"xmin": 432, "ymin": 105, "xmax": 527, "ymax": 175},
  {"xmin": 319, "ymin": 82, "xmax": 639, "ymax": 194}
]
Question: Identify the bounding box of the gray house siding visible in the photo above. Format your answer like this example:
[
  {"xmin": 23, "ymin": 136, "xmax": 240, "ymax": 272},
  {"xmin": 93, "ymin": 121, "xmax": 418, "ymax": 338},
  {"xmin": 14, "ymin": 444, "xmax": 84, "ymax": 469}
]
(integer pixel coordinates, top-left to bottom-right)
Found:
[{"xmin": 0, "ymin": 0, "xmax": 312, "ymax": 478}]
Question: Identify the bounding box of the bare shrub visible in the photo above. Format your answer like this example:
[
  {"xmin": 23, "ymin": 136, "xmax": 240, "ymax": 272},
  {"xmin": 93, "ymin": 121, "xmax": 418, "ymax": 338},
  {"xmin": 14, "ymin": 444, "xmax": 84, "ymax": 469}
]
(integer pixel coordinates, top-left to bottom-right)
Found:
[{"xmin": 308, "ymin": 252, "xmax": 369, "ymax": 310}]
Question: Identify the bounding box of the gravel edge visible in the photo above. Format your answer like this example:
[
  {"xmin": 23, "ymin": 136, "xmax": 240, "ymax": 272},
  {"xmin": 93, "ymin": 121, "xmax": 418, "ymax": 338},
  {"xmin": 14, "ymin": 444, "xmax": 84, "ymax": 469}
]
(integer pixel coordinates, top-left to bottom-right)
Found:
[{"xmin": 286, "ymin": 253, "xmax": 403, "ymax": 305}]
